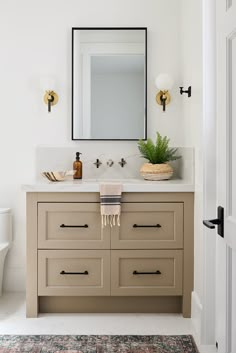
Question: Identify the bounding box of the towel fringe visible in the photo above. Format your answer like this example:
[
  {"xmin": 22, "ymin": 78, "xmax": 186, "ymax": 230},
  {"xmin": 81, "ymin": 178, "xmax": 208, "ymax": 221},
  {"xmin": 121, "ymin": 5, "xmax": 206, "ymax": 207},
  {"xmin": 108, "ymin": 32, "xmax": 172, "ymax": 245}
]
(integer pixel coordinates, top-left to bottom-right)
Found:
[{"xmin": 101, "ymin": 214, "xmax": 121, "ymax": 228}]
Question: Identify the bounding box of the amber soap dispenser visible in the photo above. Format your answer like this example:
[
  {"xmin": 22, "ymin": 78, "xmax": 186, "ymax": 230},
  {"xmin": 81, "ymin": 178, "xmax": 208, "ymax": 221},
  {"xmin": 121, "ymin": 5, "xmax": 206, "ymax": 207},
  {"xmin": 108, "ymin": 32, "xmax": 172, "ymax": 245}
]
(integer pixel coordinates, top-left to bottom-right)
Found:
[{"xmin": 73, "ymin": 152, "xmax": 82, "ymax": 179}]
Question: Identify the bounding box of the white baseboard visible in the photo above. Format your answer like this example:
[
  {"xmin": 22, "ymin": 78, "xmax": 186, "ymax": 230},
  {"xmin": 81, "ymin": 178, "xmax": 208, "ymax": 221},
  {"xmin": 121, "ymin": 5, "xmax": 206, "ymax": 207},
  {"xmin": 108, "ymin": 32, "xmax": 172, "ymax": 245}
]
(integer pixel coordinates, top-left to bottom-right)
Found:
[
  {"xmin": 192, "ymin": 293, "xmax": 217, "ymax": 351},
  {"xmin": 2, "ymin": 267, "xmax": 25, "ymax": 293},
  {"xmin": 191, "ymin": 291, "xmax": 203, "ymax": 342},
  {"xmin": 199, "ymin": 345, "xmax": 216, "ymax": 353}
]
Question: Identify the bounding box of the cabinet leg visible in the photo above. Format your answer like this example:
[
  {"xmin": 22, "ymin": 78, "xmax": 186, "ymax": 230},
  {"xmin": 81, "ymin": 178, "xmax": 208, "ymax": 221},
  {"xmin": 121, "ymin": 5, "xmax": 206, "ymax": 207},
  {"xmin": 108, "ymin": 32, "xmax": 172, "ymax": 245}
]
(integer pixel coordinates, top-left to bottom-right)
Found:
[
  {"xmin": 26, "ymin": 294, "xmax": 38, "ymax": 318},
  {"xmin": 182, "ymin": 293, "xmax": 191, "ymax": 318},
  {"xmin": 26, "ymin": 193, "xmax": 38, "ymax": 318}
]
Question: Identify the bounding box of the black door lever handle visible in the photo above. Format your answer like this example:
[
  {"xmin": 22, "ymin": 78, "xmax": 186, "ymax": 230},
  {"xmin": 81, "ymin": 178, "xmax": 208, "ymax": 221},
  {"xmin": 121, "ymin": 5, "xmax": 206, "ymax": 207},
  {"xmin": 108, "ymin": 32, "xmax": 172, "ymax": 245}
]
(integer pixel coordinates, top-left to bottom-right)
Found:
[
  {"xmin": 203, "ymin": 206, "xmax": 224, "ymax": 238},
  {"xmin": 203, "ymin": 219, "xmax": 221, "ymax": 229}
]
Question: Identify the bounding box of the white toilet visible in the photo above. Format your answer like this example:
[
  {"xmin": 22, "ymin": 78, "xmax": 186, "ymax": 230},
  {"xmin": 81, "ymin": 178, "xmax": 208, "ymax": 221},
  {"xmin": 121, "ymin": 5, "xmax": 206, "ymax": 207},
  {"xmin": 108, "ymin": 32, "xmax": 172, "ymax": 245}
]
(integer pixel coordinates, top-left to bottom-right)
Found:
[{"xmin": 0, "ymin": 208, "xmax": 12, "ymax": 296}]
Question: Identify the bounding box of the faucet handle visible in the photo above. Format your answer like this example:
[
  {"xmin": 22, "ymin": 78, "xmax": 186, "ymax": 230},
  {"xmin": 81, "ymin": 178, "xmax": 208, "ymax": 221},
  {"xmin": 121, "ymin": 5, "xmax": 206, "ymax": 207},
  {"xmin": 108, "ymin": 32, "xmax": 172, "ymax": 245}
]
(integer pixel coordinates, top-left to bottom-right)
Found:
[
  {"xmin": 118, "ymin": 158, "xmax": 127, "ymax": 168},
  {"xmin": 94, "ymin": 159, "xmax": 102, "ymax": 168}
]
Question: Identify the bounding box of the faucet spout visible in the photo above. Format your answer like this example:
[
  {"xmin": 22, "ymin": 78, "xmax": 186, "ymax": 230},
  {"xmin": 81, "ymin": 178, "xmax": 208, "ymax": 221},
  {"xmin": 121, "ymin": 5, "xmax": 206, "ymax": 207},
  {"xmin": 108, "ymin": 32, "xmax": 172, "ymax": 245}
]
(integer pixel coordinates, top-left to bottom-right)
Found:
[{"xmin": 107, "ymin": 159, "xmax": 114, "ymax": 167}]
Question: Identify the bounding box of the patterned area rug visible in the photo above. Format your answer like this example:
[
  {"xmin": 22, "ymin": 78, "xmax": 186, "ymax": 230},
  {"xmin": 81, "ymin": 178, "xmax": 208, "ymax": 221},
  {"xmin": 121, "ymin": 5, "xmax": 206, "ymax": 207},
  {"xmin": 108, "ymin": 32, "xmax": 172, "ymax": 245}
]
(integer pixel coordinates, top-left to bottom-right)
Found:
[{"xmin": 0, "ymin": 335, "xmax": 199, "ymax": 353}]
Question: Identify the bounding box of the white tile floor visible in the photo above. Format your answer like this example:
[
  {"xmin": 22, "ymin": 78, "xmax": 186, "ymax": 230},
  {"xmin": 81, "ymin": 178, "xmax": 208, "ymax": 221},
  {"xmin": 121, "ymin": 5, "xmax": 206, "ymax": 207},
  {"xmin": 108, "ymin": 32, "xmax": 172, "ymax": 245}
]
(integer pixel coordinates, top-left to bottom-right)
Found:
[{"xmin": 0, "ymin": 293, "xmax": 216, "ymax": 353}]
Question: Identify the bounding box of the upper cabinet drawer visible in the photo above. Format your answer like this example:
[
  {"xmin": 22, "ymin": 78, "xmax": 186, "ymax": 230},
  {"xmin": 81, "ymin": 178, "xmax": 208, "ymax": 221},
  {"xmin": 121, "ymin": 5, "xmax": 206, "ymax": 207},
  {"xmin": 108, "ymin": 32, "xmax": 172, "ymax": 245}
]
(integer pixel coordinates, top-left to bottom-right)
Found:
[
  {"xmin": 38, "ymin": 203, "xmax": 110, "ymax": 249},
  {"xmin": 111, "ymin": 203, "xmax": 183, "ymax": 249}
]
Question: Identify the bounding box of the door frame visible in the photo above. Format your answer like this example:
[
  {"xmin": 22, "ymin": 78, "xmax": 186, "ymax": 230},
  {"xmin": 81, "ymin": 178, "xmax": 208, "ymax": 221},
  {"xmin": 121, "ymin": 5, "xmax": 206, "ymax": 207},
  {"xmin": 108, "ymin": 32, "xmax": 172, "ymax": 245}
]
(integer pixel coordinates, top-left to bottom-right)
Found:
[{"xmin": 201, "ymin": 0, "xmax": 217, "ymax": 345}]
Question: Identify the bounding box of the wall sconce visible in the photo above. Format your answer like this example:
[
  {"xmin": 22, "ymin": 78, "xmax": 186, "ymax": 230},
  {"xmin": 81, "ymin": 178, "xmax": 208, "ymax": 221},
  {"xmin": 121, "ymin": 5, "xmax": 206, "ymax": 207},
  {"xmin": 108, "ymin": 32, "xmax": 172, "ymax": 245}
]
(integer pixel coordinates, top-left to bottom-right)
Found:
[
  {"xmin": 40, "ymin": 78, "xmax": 59, "ymax": 113},
  {"xmin": 155, "ymin": 74, "xmax": 174, "ymax": 112},
  {"xmin": 180, "ymin": 86, "xmax": 192, "ymax": 97}
]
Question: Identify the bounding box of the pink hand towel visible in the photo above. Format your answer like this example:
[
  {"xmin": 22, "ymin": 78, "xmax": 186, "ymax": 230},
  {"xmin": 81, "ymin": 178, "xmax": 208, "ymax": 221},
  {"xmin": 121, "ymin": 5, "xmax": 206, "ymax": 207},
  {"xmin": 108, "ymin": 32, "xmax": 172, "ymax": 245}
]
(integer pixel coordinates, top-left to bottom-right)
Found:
[{"xmin": 100, "ymin": 183, "xmax": 122, "ymax": 227}]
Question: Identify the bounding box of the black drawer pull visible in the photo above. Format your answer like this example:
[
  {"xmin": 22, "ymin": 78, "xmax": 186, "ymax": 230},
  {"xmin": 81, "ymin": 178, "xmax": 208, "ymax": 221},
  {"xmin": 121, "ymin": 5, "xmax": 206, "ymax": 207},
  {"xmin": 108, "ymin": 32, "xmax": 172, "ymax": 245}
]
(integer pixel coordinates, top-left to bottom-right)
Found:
[
  {"xmin": 60, "ymin": 270, "xmax": 89, "ymax": 275},
  {"xmin": 60, "ymin": 224, "xmax": 88, "ymax": 228},
  {"xmin": 133, "ymin": 224, "xmax": 161, "ymax": 228},
  {"xmin": 133, "ymin": 270, "xmax": 161, "ymax": 275}
]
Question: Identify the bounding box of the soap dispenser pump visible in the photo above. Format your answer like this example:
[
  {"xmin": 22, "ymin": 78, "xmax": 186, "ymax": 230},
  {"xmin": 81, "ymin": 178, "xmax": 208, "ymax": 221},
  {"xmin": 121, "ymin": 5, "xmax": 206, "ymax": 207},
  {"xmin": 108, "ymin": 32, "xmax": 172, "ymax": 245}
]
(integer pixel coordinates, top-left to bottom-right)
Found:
[{"xmin": 73, "ymin": 152, "xmax": 82, "ymax": 179}]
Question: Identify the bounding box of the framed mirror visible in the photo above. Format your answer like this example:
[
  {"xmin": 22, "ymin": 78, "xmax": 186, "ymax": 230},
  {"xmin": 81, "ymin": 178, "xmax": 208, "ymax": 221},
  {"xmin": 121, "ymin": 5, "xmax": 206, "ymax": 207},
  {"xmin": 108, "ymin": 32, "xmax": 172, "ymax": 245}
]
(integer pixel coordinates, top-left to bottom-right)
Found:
[{"xmin": 72, "ymin": 27, "xmax": 147, "ymax": 140}]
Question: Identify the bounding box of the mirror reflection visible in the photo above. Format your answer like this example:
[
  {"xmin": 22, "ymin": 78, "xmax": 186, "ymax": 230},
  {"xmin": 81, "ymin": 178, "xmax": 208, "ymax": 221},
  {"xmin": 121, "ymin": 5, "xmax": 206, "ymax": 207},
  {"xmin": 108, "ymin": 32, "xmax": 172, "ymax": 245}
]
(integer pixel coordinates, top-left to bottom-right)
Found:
[{"xmin": 72, "ymin": 28, "xmax": 147, "ymax": 140}]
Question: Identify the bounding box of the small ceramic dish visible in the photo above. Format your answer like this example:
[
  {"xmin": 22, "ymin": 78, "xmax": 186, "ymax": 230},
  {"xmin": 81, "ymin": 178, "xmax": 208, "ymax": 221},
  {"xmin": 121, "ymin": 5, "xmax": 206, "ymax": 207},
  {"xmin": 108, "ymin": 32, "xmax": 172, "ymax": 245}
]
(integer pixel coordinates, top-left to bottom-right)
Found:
[{"xmin": 41, "ymin": 171, "xmax": 74, "ymax": 182}]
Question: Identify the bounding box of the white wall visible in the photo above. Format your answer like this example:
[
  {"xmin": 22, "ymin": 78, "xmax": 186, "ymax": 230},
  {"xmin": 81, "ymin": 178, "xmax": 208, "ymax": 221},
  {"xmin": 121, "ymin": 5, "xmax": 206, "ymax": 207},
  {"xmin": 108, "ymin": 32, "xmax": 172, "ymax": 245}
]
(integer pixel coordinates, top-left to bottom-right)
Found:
[
  {"xmin": 180, "ymin": 0, "xmax": 204, "ymax": 339},
  {"xmin": 0, "ymin": 0, "xmax": 188, "ymax": 292},
  {"xmin": 201, "ymin": 0, "xmax": 216, "ymax": 345}
]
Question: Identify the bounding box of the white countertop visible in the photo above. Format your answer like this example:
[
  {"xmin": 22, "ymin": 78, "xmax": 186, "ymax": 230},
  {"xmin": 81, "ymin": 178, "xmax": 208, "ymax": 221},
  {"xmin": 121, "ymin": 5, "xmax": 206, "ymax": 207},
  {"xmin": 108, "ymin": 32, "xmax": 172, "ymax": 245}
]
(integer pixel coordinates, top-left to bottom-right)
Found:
[{"xmin": 23, "ymin": 178, "xmax": 194, "ymax": 193}]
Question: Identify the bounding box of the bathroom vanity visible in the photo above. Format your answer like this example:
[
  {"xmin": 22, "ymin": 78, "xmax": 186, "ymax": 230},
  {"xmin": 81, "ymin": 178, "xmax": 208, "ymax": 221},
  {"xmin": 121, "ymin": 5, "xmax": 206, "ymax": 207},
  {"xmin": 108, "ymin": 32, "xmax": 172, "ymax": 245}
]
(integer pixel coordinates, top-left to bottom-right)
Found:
[
  {"xmin": 24, "ymin": 180, "xmax": 194, "ymax": 318},
  {"xmin": 23, "ymin": 27, "xmax": 195, "ymax": 319}
]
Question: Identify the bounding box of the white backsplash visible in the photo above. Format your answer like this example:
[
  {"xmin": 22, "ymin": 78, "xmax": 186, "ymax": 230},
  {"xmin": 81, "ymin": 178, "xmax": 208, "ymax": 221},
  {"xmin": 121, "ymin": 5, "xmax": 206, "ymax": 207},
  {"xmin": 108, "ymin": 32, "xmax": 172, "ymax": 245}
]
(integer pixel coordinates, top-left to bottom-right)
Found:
[{"xmin": 35, "ymin": 144, "xmax": 194, "ymax": 183}]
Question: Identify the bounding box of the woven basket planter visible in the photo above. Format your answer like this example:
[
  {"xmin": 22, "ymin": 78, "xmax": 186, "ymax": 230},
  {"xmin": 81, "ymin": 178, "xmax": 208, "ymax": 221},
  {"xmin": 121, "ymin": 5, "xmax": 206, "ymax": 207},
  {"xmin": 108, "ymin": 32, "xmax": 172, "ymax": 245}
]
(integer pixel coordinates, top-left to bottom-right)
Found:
[{"xmin": 140, "ymin": 163, "xmax": 173, "ymax": 181}]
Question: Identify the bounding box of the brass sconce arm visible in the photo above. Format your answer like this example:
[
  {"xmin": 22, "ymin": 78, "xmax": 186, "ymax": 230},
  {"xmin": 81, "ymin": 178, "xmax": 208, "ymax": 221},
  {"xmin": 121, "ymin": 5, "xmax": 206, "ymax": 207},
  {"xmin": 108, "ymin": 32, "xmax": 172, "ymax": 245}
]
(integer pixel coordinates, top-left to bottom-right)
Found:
[
  {"xmin": 156, "ymin": 90, "xmax": 171, "ymax": 112},
  {"xmin": 43, "ymin": 90, "xmax": 58, "ymax": 113},
  {"xmin": 155, "ymin": 74, "xmax": 173, "ymax": 113},
  {"xmin": 47, "ymin": 92, "xmax": 54, "ymax": 112}
]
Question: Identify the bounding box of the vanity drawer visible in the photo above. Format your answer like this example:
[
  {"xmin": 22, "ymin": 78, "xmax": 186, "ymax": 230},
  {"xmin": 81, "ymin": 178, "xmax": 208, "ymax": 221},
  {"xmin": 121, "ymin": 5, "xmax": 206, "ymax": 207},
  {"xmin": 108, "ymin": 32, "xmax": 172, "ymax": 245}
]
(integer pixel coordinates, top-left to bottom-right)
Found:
[
  {"xmin": 38, "ymin": 250, "xmax": 110, "ymax": 296},
  {"xmin": 38, "ymin": 203, "xmax": 110, "ymax": 249},
  {"xmin": 111, "ymin": 250, "xmax": 183, "ymax": 296},
  {"xmin": 111, "ymin": 203, "xmax": 183, "ymax": 249}
]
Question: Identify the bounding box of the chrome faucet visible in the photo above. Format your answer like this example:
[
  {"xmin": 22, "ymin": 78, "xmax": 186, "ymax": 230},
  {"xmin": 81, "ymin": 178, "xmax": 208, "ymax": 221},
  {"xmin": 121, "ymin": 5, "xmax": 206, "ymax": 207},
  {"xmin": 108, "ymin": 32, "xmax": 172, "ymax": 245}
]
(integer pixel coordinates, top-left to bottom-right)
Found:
[
  {"xmin": 107, "ymin": 159, "xmax": 114, "ymax": 167},
  {"xmin": 118, "ymin": 158, "xmax": 127, "ymax": 168},
  {"xmin": 94, "ymin": 159, "xmax": 102, "ymax": 168}
]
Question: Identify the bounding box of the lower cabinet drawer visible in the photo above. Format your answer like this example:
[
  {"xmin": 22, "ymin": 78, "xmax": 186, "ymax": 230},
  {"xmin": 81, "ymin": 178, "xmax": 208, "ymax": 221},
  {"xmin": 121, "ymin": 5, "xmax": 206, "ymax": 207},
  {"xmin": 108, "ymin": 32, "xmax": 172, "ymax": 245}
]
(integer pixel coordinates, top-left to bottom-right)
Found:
[
  {"xmin": 38, "ymin": 250, "xmax": 110, "ymax": 296},
  {"xmin": 111, "ymin": 250, "xmax": 183, "ymax": 296}
]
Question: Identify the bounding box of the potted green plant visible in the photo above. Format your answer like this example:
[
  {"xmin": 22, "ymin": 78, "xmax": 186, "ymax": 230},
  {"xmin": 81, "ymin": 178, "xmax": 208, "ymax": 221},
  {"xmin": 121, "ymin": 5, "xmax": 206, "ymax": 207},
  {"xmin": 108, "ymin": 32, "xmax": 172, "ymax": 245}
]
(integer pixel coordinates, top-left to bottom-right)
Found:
[{"xmin": 138, "ymin": 132, "xmax": 181, "ymax": 181}]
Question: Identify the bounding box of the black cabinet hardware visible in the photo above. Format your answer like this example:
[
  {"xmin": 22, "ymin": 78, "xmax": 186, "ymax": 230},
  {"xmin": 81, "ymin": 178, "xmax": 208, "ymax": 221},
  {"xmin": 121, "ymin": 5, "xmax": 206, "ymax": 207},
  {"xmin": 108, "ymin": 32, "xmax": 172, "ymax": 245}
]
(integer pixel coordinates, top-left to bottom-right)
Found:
[
  {"xmin": 60, "ymin": 270, "xmax": 88, "ymax": 275},
  {"xmin": 60, "ymin": 224, "xmax": 88, "ymax": 228},
  {"xmin": 133, "ymin": 270, "xmax": 161, "ymax": 275},
  {"xmin": 133, "ymin": 224, "xmax": 161, "ymax": 228},
  {"xmin": 203, "ymin": 206, "xmax": 224, "ymax": 238}
]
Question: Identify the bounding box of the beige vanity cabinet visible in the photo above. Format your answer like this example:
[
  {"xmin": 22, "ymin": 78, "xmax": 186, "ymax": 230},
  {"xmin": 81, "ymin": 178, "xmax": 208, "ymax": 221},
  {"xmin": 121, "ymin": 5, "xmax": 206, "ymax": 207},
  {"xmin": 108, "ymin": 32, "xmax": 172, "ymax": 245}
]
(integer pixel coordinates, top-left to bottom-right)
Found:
[{"xmin": 26, "ymin": 192, "xmax": 194, "ymax": 318}]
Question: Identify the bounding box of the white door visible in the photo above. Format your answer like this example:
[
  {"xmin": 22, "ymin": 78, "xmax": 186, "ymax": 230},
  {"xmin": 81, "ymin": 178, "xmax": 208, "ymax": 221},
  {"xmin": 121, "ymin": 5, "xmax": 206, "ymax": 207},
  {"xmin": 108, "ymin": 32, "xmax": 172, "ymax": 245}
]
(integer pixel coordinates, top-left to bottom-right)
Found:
[{"xmin": 214, "ymin": 0, "xmax": 236, "ymax": 352}]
